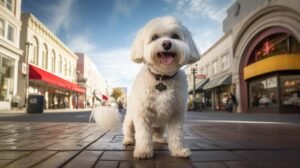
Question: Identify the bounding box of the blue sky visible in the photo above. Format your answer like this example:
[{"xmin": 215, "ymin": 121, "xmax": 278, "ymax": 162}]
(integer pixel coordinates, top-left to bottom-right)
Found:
[{"xmin": 22, "ymin": 0, "xmax": 234, "ymax": 88}]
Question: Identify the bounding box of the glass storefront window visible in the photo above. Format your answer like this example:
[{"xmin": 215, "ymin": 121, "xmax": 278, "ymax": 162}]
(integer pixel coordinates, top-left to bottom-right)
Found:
[
  {"xmin": 249, "ymin": 33, "xmax": 300, "ymax": 64},
  {"xmin": 249, "ymin": 76, "xmax": 278, "ymax": 108},
  {"xmin": 280, "ymin": 75, "xmax": 300, "ymax": 106},
  {"xmin": 0, "ymin": 56, "xmax": 14, "ymax": 101}
]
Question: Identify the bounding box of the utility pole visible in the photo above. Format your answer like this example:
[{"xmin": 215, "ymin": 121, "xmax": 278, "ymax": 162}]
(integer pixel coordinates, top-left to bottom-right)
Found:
[
  {"xmin": 191, "ymin": 64, "xmax": 197, "ymax": 110},
  {"xmin": 24, "ymin": 42, "xmax": 32, "ymax": 108}
]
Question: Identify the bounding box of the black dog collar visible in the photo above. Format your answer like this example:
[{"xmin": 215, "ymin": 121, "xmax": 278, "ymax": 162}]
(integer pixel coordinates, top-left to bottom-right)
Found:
[
  {"xmin": 148, "ymin": 69, "xmax": 177, "ymax": 92},
  {"xmin": 148, "ymin": 69, "xmax": 177, "ymax": 81}
]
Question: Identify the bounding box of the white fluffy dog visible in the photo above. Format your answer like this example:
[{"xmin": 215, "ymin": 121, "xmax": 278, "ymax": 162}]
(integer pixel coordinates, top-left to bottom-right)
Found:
[{"xmin": 123, "ymin": 16, "xmax": 200, "ymax": 159}]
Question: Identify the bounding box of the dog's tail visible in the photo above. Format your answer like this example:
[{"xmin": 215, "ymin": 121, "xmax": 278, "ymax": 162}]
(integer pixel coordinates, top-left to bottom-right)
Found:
[{"xmin": 91, "ymin": 105, "xmax": 122, "ymax": 131}]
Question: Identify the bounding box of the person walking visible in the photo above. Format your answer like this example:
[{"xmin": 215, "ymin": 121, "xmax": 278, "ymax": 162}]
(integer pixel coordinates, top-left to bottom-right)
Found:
[
  {"xmin": 225, "ymin": 95, "xmax": 233, "ymax": 112},
  {"xmin": 229, "ymin": 92, "xmax": 238, "ymax": 113}
]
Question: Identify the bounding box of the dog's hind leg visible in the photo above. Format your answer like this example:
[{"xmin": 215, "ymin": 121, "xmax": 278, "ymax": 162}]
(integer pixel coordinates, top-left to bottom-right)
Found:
[
  {"xmin": 153, "ymin": 126, "xmax": 167, "ymax": 143},
  {"xmin": 123, "ymin": 114, "xmax": 135, "ymax": 145}
]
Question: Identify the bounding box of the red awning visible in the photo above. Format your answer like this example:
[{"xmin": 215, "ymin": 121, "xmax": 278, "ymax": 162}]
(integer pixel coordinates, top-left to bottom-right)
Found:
[
  {"xmin": 29, "ymin": 64, "xmax": 85, "ymax": 94},
  {"xmin": 102, "ymin": 95, "xmax": 108, "ymax": 100}
]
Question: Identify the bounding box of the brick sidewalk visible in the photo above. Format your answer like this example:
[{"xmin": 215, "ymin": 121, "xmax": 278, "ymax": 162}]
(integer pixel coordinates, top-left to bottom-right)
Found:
[{"xmin": 0, "ymin": 121, "xmax": 300, "ymax": 168}]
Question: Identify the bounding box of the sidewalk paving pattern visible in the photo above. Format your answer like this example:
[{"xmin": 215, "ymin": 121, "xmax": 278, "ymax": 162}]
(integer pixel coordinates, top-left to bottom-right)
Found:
[{"xmin": 0, "ymin": 120, "xmax": 300, "ymax": 167}]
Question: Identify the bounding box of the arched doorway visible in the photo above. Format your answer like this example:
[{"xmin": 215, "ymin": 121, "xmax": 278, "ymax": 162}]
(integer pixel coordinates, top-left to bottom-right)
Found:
[{"xmin": 239, "ymin": 27, "xmax": 300, "ymax": 113}]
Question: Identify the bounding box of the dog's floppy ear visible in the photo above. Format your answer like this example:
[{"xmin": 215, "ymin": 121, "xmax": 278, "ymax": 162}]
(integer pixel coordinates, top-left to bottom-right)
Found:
[
  {"xmin": 185, "ymin": 29, "xmax": 201, "ymax": 64},
  {"xmin": 130, "ymin": 29, "xmax": 145, "ymax": 63}
]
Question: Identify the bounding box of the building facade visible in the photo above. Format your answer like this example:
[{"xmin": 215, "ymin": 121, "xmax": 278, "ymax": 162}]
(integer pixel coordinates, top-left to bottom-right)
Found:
[
  {"xmin": 188, "ymin": 0, "xmax": 300, "ymax": 113},
  {"xmin": 76, "ymin": 53, "xmax": 111, "ymax": 108},
  {"xmin": 19, "ymin": 13, "xmax": 84, "ymax": 109},
  {"xmin": 187, "ymin": 33, "xmax": 233, "ymax": 112},
  {"xmin": 0, "ymin": 0, "xmax": 23, "ymax": 110}
]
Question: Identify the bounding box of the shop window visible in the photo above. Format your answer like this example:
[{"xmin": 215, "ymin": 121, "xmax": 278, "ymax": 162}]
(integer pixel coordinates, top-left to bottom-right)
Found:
[
  {"xmin": 249, "ymin": 76, "xmax": 278, "ymax": 108},
  {"xmin": 280, "ymin": 75, "xmax": 300, "ymax": 106},
  {"xmin": 291, "ymin": 37, "xmax": 300, "ymax": 53},
  {"xmin": 249, "ymin": 34, "xmax": 300, "ymax": 64},
  {"xmin": 0, "ymin": 56, "xmax": 14, "ymax": 101}
]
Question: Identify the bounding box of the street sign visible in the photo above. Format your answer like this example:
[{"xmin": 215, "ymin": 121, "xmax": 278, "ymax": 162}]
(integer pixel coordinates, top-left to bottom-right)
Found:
[
  {"xmin": 195, "ymin": 74, "xmax": 206, "ymax": 79},
  {"xmin": 22, "ymin": 63, "xmax": 27, "ymax": 75}
]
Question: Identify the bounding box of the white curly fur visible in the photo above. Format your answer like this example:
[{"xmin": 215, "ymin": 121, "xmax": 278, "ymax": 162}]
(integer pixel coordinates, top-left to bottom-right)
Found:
[{"xmin": 123, "ymin": 16, "xmax": 200, "ymax": 159}]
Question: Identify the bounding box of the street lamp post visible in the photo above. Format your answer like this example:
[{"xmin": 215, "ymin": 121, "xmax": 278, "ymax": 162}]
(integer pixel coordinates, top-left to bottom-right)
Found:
[
  {"xmin": 191, "ymin": 64, "xmax": 198, "ymax": 110},
  {"xmin": 24, "ymin": 42, "xmax": 32, "ymax": 107}
]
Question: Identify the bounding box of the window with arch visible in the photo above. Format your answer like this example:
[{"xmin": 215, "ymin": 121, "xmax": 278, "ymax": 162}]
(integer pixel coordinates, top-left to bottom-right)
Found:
[
  {"xmin": 51, "ymin": 50, "xmax": 56, "ymax": 73},
  {"xmin": 68, "ymin": 62, "xmax": 71, "ymax": 77},
  {"xmin": 58, "ymin": 54, "xmax": 62, "ymax": 73},
  {"xmin": 41, "ymin": 43, "xmax": 48, "ymax": 69},
  {"xmin": 32, "ymin": 37, "xmax": 39, "ymax": 65},
  {"xmin": 249, "ymin": 33, "xmax": 300, "ymax": 64},
  {"xmin": 64, "ymin": 58, "xmax": 67, "ymax": 76}
]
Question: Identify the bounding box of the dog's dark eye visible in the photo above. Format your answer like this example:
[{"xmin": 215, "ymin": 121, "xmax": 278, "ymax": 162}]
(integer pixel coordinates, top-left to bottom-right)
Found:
[
  {"xmin": 171, "ymin": 34, "xmax": 180, "ymax": 40},
  {"xmin": 151, "ymin": 34, "xmax": 159, "ymax": 41}
]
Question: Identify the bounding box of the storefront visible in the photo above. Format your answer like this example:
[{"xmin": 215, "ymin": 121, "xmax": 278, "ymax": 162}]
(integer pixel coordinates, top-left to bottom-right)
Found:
[
  {"xmin": 241, "ymin": 28, "xmax": 300, "ymax": 113},
  {"xmin": 0, "ymin": 55, "xmax": 18, "ymax": 109},
  {"xmin": 248, "ymin": 72, "xmax": 300, "ymax": 113},
  {"xmin": 202, "ymin": 74, "xmax": 232, "ymax": 111},
  {"xmin": 28, "ymin": 64, "xmax": 85, "ymax": 109}
]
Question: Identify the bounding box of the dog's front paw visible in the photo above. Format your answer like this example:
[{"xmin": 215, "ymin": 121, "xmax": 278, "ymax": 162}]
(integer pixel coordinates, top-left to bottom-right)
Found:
[
  {"xmin": 171, "ymin": 148, "xmax": 191, "ymax": 158},
  {"xmin": 133, "ymin": 148, "xmax": 153, "ymax": 159},
  {"xmin": 123, "ymin": 137, "xmax": 134, "ymax": 145}
]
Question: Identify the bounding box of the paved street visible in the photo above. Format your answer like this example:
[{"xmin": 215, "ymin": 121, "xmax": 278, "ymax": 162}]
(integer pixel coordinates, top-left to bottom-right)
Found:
[
  {"xmin": 0, "ymin": 111, "xmax": 300, "ymax": 124},
  {"xmin": 0, "ymin": 112, "xmax": 300, "ymax": 167},
  {"xmin": 0, "ymin": 111, "xmax": 91, "ymax": 123}
]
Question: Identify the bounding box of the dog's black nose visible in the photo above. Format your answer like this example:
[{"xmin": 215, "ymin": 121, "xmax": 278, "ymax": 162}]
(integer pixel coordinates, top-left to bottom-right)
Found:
[{"xmin": 162, "ymin": 40, "xmax": 172, "ymax": 50}]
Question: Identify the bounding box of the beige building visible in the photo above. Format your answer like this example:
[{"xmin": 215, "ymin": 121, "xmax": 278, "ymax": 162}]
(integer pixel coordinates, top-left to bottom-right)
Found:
[
  {"xmin": 188, "ymin": 0, "xmax": 300, "ymax": 113},
  {"xmin": 76, "ymin": 53, "xmax": 111, "ymax": 107},
  {"xmin": 0, "ymin": 0, "xmax": 23, "ymax": 110},
  {"xmin": 187, "ymin": 34, "xmax": 233, "ymax": 111},
  {"xmin": 19, "ymin": 13, "xmax": 85, "ymax": 109}
]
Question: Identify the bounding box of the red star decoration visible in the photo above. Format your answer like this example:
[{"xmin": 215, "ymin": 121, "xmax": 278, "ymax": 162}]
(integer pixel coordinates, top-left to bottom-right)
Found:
[{"xmin": 262, "ymin": 40, "xmax": 274, "ymax": 55}]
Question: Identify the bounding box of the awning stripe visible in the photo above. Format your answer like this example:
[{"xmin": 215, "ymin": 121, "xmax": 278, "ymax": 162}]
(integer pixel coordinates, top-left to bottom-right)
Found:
[
  {"xmin": 203, "ymin": 74, "xmax": 232, "ymax": 90},
  {"xmin": 29, "ymin": 64, "xmax": 85, "ymax": 94}
]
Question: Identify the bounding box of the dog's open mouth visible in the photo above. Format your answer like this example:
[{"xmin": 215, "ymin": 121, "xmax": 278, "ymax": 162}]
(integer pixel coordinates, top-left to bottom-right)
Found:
[{"xmin": 157, "ymin": 52, "xmax": 176, "ymax": 65}]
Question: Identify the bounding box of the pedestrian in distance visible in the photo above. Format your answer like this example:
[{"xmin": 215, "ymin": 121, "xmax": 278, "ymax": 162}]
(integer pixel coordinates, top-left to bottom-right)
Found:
[{"xmin": 228, "ymin": 92, "xmax": 238, "ymax": 113}]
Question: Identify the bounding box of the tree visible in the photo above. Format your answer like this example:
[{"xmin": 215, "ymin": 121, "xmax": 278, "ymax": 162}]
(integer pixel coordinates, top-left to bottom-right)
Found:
[{"xmin": 111, "ymin": 88, "xmax": 123, "ymax": 101}]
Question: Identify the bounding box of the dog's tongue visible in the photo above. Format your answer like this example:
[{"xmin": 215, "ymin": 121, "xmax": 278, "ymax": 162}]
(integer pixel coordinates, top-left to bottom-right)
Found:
[{"xmin": 160, "ymin": 53, "xmax": 174, "ymax": 65}]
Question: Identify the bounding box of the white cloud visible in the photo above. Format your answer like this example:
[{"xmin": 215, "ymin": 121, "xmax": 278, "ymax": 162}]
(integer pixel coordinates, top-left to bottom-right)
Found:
[
  {"xmin": 67, "ymin": 34, "xmax": 96, "ymax": 54},
  {"xmin": 191, "ymin": 27, "xmax": 223, "ymax": 53},
  {"xmin": 110, "ymin": 0, "xmax": 141, "ymax": 25},
  {"xmin": 165, "ymin": 0, "xmax": 231, "ymax": 22},
  {"xmin": 93, "ymin": 49, "xmax": 142, "ymax": 88},
  {"xmin": 67, "ymin": 34, "xmax": 141, "ymax": 89},
  {"xmin": 42, "ymin": 0, "xmax": 76, "ymax": 33}
]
